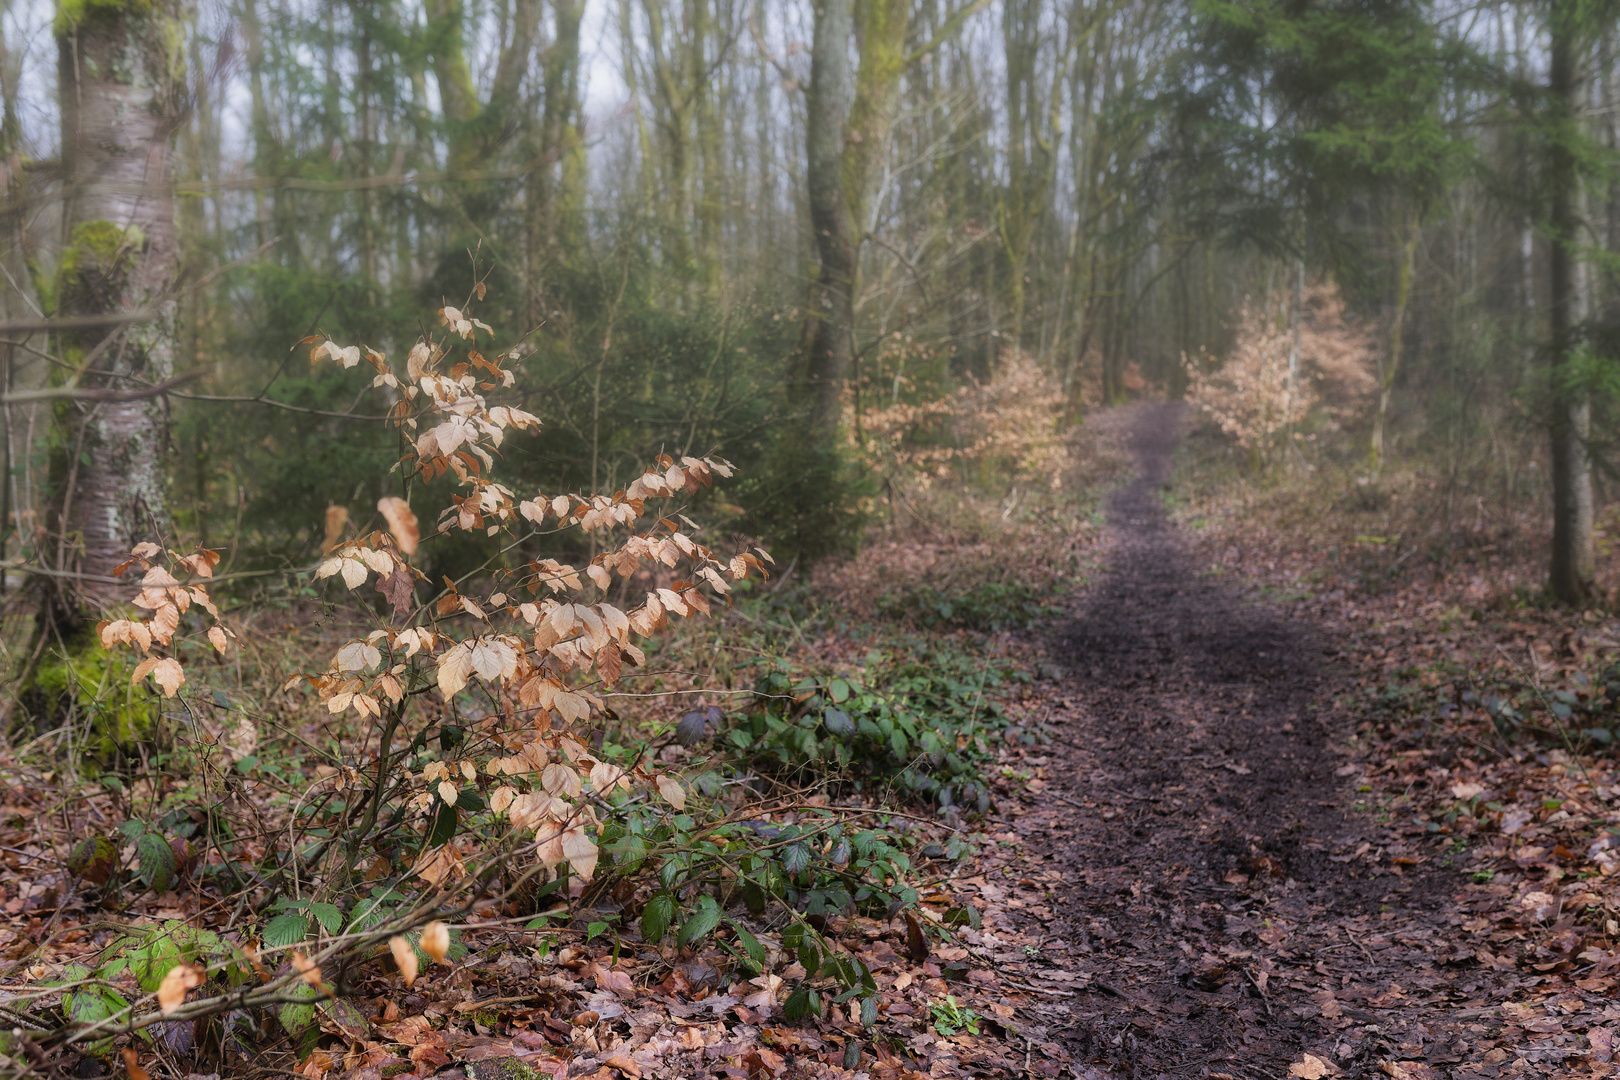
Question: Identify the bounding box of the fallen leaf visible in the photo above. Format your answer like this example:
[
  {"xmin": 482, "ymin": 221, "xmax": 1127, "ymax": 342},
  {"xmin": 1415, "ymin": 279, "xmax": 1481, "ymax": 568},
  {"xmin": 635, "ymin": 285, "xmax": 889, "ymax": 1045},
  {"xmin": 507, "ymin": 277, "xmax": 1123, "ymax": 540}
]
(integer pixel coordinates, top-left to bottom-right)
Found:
[
  {"xmin": 905, "ymin": 912, "xmax": 929, "ymax": 961},
  {"xmin": 1289, "ymin": 1054, "xmax": 1334, "ymax": 1079}
]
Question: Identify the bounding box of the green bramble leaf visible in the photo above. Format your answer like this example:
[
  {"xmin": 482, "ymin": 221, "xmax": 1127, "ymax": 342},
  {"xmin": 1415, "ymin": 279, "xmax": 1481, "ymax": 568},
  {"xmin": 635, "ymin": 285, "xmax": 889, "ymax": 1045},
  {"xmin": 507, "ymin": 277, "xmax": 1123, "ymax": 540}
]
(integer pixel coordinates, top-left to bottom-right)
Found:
[
  {"xmin": 677, "ymin": 895, "xmax": 721, "ymax": 948},
  {"xmin": 310, "ymin": 902, "xmax": 344, "ymax": 936},
  {"xmin": 783, "ymin": 985, "xmax": 820, "ymax": 1021},
  {"xmin": 263, "ymin": 914, "xmax": 310, "ymax": 950},
  {"xmin": 135, "ymin": 833, "xmax": 176, "ymax": 894},
  {"xmin": 728, "ymin": 919, "xmax": 766, "ymax": 965},
  {"xmin": 642, "ymin": 891, "xmax": 676, "ymax": 944},
  {"xmin": 781, "ymin": 842, "xmax": 811, "ymax": 876}
]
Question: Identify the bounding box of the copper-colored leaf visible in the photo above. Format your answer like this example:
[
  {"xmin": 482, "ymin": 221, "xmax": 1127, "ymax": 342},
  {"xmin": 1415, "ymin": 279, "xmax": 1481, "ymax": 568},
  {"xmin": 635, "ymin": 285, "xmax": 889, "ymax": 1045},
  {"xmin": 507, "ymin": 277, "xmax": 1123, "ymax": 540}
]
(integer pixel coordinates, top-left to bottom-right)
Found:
[
  {"xmin": 157, "ymin": 961, "xmax": 203, "ymax": 1014},
  {"xmin": 1288, "ymin": 1054, "xmax": 1334, "ymax": 1079},
  {"xmin": 421, "ymin": 921, "xmax": 450, "ymax": 964},
  {"xmin": 904, "ymin": 911, "xmax": 929, "ymax": 961},
  {"xmin": 656, "ymin": 774, "xmax": 687, "ymax": 811},
  {"xmin": 123, "ymin": 1048, "xmax": 150, "ymax": 1080},
  {"xmin": 241, "ymin": 941, "xmax": 270, "ymax": 982},
  {"xmin": 562, "ymin": 824, "xmax": 599, "ymax": 880},
  {"xmin": 601, "ymin": 1054, "xmax": 641, "ymax": 1078},
  {"xmin": 152, "ymin": 658, "xmax": 186, "ymax": 698},
  {"xmin": 597, "ymin": 641, "xmax": 623, "ymax": 685},
  {"xmin": 323, "ymin": 505, "xmax": 349, "ymax": 553},
  {"xmin": 375, "ymin": 566, "xmax": 416, "ymax": 616},
  {"xmin": 377, "ymin": 496, "xmax": 420, "ymax": 556},
  {"xmin": 390, "ymin": 936, "xmax": 418, "ymax": 987},
  {"xmin": 292, "ymin": 950, "xmax": 322, "ymax": 986}
]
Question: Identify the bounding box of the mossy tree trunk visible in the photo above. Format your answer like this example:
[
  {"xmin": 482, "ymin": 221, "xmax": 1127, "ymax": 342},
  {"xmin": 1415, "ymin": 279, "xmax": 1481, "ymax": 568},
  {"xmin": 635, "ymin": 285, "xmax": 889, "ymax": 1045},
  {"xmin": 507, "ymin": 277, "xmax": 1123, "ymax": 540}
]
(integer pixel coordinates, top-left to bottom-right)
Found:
[
  {"xmin": 797, "ymin": 0, "xmax": 857, "ymax": 443},
  {"xmin": 1546, "ymin": 0, "xmax": 1595, "ymax": 605},
  {"xmin": 44, "ymin": 0, "xmax": 185, "ymax": 628}
]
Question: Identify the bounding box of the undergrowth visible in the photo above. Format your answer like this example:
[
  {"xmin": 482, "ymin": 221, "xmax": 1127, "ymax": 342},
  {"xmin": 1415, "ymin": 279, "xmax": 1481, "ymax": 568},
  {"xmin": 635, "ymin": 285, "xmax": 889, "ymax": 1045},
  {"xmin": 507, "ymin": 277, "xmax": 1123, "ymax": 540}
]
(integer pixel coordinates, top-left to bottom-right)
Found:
[{"xmin": 0, "ymin": 296, "xmax": 1076, "ymax": 1076}]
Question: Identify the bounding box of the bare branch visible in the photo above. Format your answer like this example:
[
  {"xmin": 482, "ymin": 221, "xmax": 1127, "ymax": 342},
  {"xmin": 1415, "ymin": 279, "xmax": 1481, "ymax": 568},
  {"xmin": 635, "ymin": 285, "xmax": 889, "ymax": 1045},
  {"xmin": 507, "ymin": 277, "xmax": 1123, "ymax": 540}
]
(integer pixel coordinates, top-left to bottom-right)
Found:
[{"xmin": 1, "ymin": 370, "xmax": 205, "ymax": 404}]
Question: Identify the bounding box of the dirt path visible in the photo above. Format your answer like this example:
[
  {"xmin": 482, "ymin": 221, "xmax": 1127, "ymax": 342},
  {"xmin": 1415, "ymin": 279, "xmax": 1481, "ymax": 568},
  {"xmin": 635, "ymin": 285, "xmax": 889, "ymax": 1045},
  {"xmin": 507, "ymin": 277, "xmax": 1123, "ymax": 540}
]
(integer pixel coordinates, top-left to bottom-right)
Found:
[{"xmin": 1039, "ymin": 404, "xmax": 1518, "ymax": 1079}]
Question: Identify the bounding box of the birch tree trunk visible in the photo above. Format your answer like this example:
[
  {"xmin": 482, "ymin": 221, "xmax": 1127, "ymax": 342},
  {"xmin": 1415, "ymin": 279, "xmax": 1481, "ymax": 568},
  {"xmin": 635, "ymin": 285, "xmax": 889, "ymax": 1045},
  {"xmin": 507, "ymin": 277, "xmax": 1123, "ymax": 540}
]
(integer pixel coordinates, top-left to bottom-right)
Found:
[{"xmin": 44, "ymin": 0, "xmax": 183, "ymax": 622}]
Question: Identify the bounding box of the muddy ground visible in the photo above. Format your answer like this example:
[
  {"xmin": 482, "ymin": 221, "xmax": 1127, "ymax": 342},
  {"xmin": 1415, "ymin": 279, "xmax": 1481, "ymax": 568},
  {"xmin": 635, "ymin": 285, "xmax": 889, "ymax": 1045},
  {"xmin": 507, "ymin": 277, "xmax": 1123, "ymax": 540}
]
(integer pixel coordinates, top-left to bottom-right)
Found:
[{"xmin": 1023, "ymin": 404, "xmax": 1526, "ymax": 1080}]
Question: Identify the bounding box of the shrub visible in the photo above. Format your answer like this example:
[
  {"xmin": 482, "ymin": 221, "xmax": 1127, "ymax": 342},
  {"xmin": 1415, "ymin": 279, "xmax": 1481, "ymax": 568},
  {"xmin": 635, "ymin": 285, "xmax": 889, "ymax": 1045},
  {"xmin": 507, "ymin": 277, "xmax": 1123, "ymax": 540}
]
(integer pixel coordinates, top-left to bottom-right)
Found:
[
  {"xmin": 1183, "ymin": 281, "xmax": 1378, "ymax": 463},
  {"xmin": 50, "ymin": 283, "xmax": 967, "ymax": 1057}
]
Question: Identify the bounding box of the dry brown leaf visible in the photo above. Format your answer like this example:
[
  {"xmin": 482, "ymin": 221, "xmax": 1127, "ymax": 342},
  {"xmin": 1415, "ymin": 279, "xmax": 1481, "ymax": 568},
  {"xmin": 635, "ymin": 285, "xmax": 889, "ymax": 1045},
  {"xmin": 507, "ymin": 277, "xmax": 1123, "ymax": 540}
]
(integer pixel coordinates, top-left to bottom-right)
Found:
[
  {"xmin": 1289, "ymin": 1054, "xmax": 1334, "ymax": 1079},
  {"xmin": 122, "ymin": 1048, "xmax": 150, "ymax": 1080},
  {"xmin": 421, "ymin": 921, "xmax": 450, "ymax": 964},
  {"xmin": 377, "ymin": 496, "xmax": 420, "ymax": 556},
  {"xmin": 412, "ymin": 844, "xmax": 465, "ymax": 887},
  {"xmin": 562, "ymin": 824, "xmax": 599, "ymax": 880},
  {"xmin": 157, "ymin": 961, "xmax": 203, "ymax": 1014},
  {"xmin": 656, "ymin": 774, "xmax": 686, "ymax": 811},
  {"xmin": 241, "ymin": 941, "xmax": 270, "ymax": 982},
  {"xmin": 292, "ymin": 950, "xmax": 323, "ymax": 986},
  {"xmin": 376, "ymin": 566, "xmax": 416, "ymax": 616},
  {"xmin": 390, "ymin": 935, "xmax": 419, "ymax": 987},
  {"xmin": 152, "ymin": 657, "xmax": 186, "ymax": 697},
  {"xmin": 323, "ymin": 505, "xmax": 349, "ymax": 553}
]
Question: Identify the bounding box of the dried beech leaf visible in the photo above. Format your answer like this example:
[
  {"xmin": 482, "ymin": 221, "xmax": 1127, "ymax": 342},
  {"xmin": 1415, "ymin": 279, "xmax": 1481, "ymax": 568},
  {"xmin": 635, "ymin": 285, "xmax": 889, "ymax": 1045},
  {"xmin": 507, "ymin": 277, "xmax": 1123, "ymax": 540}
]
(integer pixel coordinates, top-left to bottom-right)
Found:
[
  {"xmin": 292, "ymin": 950, "xmax": 322, "ymax": 986},
  {"xmin": 323, "ymin": 505, "xmax": 349, "ymax": 553},
  {"xmin": 375, "ymin": 566, "xmax": 416, "ymax": 616},
  {"xmin": 377, "ymin": 496, "xmax": 420, "ymax": 556},
  {"xmin": 157, "ymin": 961, "xmax": 203, "ymax": 1014},
  {"xmin": 421, "ymin": 921, "xmax": 450, "ymax": 964},
  {"xmin": 656, "ymin": 774, "xmax": 686, "ymax": 811},
  {"xmin": 390, "ymin": 935, "xmax": 418, "ymax": 987}
]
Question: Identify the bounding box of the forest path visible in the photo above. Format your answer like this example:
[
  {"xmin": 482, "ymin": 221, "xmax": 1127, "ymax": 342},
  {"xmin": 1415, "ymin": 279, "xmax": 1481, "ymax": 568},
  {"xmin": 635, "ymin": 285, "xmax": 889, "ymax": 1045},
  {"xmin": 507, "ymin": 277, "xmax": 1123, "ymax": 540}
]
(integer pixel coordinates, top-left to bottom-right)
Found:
[{"xmin": 1040, "ymin": 403, "xmax": 1515, "ymax": 1079}]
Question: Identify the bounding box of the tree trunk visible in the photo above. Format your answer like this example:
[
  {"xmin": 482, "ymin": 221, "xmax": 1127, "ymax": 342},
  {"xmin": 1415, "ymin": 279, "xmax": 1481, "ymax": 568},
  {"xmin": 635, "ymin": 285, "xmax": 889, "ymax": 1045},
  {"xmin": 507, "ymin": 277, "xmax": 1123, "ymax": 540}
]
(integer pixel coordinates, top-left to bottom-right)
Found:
[
  {"xmin": 1370, "ymin": 210, "xmax": 1416, "ymax": 473},
  {"xmin": 45, "ymin": 0, "xmax": 183, "ymax": 623},
  {"xmin": 1547, "ymin": 2, "xmax": 1595, "ymax": 605},
  {"xmin": 798, "ymin": 0, "xmax": 856, "ymax": 440},
  {"xmin": 424, "ymin": 0, "xmax": 540, "ymax": 190},
  {"xmin": 527, "ymin": 0, "xmax": 585, "ymax": 315}
]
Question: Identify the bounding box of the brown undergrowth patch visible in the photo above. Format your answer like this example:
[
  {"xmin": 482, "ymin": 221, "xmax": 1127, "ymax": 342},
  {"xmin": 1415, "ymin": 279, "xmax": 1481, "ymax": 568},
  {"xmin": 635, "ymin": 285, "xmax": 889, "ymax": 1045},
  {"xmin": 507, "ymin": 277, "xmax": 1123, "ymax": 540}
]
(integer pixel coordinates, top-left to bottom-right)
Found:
[
  {"xmin": 0, "ymin": 368, "xmax": 1115, "ymax": 1080},
  {"xmin": 1172, "ymin": 416, "xmax": 1620, "ymax": 1075}
]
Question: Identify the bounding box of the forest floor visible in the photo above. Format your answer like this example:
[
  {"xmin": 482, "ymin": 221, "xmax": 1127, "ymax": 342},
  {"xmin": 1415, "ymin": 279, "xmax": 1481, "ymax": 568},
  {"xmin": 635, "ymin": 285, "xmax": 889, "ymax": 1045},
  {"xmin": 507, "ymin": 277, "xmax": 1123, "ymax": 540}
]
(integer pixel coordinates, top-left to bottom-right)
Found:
[
  {"xmin": 9, "ymin": 402, "xmax": 1620, "ymax": 1080},
  {"xmin": 1013, "ymin": 402, "xmax": 1620, "ymax": 1080}
]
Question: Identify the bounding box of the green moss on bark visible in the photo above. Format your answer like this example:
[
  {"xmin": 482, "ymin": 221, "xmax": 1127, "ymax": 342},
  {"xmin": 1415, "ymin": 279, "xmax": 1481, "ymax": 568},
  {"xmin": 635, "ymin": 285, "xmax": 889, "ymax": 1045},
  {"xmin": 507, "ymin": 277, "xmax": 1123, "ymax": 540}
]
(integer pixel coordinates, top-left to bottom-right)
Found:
[
  {"xmin": 53, "ymin": 0, "xmax": 156, "ymax": 35},
  {"xmin": 56, "ymin": 220, "xmax": 143, "ymax": 286},
  {"xmin": 32, "ymin": 633, "xmax": 161, "ymax": 769}
]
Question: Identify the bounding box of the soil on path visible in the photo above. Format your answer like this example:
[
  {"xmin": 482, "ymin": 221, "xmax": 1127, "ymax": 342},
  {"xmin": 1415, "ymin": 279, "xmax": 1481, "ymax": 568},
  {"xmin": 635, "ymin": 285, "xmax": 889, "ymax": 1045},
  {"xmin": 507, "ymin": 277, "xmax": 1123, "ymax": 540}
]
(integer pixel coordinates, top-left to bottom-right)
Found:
[{"xmin": 1038, "ymin": 403, "xmax": 1520, "ymax": 1079}]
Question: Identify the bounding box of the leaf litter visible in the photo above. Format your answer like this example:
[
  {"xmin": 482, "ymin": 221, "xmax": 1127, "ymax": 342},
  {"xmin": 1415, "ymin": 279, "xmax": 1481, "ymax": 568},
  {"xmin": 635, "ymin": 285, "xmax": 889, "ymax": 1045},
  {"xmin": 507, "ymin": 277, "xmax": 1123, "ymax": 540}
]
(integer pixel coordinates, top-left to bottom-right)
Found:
[{"xmin": 16, "ymin": 400, "xmax": 1613, "ymax": 1080}]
